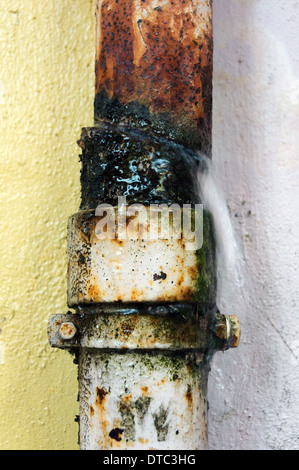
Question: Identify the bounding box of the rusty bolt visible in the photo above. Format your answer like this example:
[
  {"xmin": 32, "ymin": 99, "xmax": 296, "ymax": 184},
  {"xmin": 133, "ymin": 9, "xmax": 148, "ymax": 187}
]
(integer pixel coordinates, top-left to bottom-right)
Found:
[
  {"xmin": 215, "ymin": 314, "xmax": 241, "ymax": 349},
  {"xmin": 59, "ymin": 322, "xmax": 77, "ymax": 341}
]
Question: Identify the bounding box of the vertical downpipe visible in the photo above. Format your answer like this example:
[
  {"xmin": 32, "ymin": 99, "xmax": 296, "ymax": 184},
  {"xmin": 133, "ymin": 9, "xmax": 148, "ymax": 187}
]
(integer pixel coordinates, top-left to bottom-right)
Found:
[{"xmin": 48, "ymin": 0, "xmax": 240, "ymax": 450}]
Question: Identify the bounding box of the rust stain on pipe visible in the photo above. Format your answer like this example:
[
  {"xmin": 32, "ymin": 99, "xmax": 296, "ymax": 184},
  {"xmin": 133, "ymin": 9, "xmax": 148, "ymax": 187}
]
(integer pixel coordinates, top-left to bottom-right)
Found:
[
  {"xmin": 47, "ymin": 0, "xmax": 241, "ymax": 452},
  {"xmin": 95, "ymin": 0, "xmax": 213, "ymax": 154}
]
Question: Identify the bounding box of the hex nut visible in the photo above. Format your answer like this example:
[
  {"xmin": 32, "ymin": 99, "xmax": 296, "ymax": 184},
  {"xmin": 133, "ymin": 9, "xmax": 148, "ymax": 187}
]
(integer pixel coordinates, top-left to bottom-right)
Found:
[
  {"xmin": 59, "ymin": 322, "xmax": 77, "ymax": 341},
  {"xmin": 215, "ymin": 314, "xmax": 241, "ymax": 349}
]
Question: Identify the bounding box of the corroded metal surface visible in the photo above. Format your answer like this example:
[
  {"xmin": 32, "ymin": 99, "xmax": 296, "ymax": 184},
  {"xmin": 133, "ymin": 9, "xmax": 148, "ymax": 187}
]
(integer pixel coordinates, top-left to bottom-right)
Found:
[
  {"xmin": 95, "ymin": 0, "xmax": 213, "ymax": 155},
  {"xmin": 78, "ymin": 125, "xmax": 201, "ymax": 210},
  {"xmin": 48, "ymin": 309, "xmax": 213, "ymax": 351},
  {"xmin": 58, "ymin": 322, "xmax": 77, "ymax": 341},
  {"xmin": 67, "ymin": 209, "xmax": 216, "ymax": 306},
  {"xmin": 79, "ymin": 350, "xmax": 208, "ymax": 450}
]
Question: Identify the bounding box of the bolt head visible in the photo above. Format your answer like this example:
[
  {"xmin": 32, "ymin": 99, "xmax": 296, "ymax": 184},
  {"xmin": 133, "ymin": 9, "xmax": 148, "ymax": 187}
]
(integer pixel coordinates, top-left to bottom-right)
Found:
[
  {"xmin": 59, "ymin": 322, "xmax": 77, "ymax": 340},
  {"xmin": 215, "ymin": 314, "xmax": 241, "ymax": 349}
]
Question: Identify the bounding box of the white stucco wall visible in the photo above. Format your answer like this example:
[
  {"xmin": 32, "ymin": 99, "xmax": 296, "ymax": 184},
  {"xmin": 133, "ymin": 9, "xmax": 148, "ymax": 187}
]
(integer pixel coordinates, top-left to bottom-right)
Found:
[{"xmin": 209, "ymin": 0, "xmax": 299, "ymax": 450}]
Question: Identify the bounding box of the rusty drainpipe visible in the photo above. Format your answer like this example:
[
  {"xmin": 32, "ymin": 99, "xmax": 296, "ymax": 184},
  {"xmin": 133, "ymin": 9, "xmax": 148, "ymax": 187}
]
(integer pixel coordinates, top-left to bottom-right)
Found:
[{"xmin": 48, "ymin": 0, "xmax": 240, "ymax": 450}]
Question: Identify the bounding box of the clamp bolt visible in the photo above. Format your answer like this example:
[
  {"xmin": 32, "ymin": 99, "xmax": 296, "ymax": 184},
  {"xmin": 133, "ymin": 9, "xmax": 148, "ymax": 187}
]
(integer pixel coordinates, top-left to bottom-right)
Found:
[
  {"xmin": 59, "ymin": 322, "xmax": 77, "ymax": 341},
  {"xmin": 215, "ymin": 314, "xmax": 241, "ymax": 349}
]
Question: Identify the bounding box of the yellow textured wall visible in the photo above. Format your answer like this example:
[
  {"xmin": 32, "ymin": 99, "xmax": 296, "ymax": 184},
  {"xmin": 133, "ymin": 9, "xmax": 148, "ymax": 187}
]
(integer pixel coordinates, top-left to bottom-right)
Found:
[{"xmin": 0, "ymin": 0, "xmax": 96, "ymax": 449}]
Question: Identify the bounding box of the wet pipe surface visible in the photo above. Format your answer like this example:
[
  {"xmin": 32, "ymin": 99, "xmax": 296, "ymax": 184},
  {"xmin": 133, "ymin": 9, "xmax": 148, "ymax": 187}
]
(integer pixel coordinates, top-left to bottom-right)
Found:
[{"xmin": 78, "ymin": 124, "xmax": 201, "ymax": 210}]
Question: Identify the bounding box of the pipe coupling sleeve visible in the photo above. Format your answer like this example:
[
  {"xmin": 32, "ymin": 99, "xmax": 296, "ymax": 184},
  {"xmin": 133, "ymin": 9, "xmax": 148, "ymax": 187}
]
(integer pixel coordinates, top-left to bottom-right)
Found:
[{"xmin": 67, "ymin": 208, "xmax": 216, "ymax": 306}]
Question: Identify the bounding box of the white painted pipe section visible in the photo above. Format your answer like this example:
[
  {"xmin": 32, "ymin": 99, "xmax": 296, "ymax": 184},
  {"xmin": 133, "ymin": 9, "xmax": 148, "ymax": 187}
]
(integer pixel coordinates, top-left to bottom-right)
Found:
[
  {"xmin": 79, "ymin": 350, "xmax": 208, "ymax": 450},
  {"xmin": 48, "ymin": 310, "xmax": 240, "ymax": 450}
]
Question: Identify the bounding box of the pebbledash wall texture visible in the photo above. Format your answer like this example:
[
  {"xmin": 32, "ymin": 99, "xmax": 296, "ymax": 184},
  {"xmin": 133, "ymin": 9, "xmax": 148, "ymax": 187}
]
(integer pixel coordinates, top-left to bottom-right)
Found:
[{"xmin": 0, "ymin": 0, "xmax": 298, "ymax": 450}]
